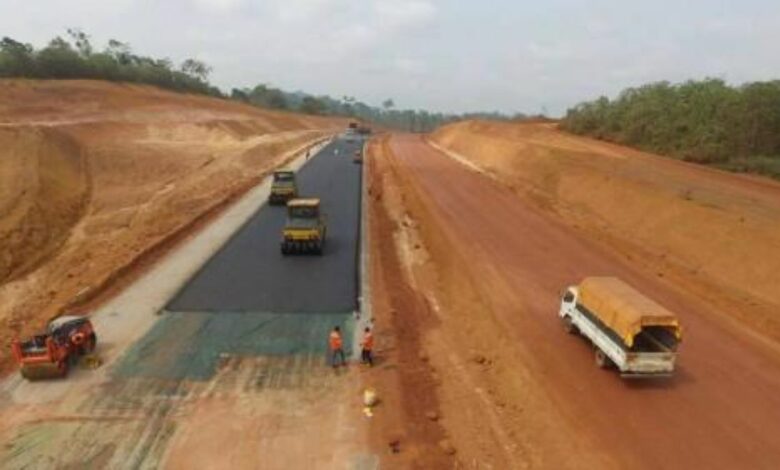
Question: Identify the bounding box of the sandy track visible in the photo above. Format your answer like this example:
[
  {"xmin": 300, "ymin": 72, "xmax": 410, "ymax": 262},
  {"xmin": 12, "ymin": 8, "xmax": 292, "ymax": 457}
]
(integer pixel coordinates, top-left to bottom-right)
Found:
[{"xmin": 375, "ymin": 134, "xmax": 780, "ymax": 468}]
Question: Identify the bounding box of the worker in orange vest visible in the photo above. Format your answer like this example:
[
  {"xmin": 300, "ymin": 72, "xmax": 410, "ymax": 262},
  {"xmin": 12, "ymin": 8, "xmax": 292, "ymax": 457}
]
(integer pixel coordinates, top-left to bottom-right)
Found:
[
  {"xmin": 329, "ymin": 326, "xmax": 345, "ymax": 368},
  {"xmin": 361, "ymin": 327, "xmax": 374, "ymax": 366}
]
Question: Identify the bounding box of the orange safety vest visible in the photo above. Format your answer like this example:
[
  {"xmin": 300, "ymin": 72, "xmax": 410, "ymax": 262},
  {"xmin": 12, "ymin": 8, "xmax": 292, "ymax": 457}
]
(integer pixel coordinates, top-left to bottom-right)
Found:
[
  {"xmin": 329, "ymin": 331, "xmax": 343, "ymax": 350},
  {"xmin": 362, "ymin": 332, "xmax": 374, "ymax": 351}
]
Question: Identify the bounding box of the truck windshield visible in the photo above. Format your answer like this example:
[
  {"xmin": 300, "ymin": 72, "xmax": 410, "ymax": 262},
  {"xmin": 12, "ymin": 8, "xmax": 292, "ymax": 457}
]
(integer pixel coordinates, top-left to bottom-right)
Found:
[
  {"xmin": 562, "ymin": 291, "xmax": 575, "ymax": 303},
  {"xmin": 274, "ymin": 173, "xmax": 294, "ymax": 182}
]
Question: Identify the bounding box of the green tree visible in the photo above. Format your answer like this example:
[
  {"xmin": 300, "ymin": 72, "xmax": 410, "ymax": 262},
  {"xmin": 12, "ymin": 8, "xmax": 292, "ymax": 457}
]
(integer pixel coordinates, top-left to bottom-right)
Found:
[
  {"xmin": 300, "ymin": 96, "xmax": 326, "ymax": 115},
  {"xmin": 562, "ymin": 78, "xmax": 780, "ymax": 178},
  {"xmin": 181, "ymin": 58, "xmax": 211, "ymax": 81},
  {"xmin": 36, "ymin": 36, "xmax": 87, "ymax": 78},
  {"xmin": 0, "ymin": 37, "xmax": 36, "ymax": 77}
]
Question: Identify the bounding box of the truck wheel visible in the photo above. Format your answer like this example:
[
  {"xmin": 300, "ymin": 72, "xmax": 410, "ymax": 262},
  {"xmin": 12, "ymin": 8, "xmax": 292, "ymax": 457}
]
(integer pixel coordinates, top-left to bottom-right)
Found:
[
  {"xmin": 594, "ymin": 349, "xmax": 611, "ymax": 369},
  {"xmin": 562, "ymin": 316, "xmax": 578, "ymax": 334}
]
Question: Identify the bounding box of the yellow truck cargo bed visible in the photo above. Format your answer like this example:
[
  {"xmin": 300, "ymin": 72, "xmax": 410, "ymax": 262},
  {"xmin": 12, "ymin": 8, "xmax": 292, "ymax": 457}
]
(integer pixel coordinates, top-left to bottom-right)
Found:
[{"xmin": 578, "ymin": 277, "xmax": 682, "ymax": 348}]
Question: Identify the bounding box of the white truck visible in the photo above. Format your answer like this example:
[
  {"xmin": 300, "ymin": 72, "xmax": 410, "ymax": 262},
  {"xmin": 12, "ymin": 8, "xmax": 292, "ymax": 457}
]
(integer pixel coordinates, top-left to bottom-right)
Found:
[{"xmin": 559, "ymin": 277, "xmax": 682, "ymax": 378}]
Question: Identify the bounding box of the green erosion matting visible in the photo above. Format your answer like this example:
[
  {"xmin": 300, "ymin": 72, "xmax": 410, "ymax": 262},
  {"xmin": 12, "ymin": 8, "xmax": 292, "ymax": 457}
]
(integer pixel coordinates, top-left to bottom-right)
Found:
[{"xmin": 113, "ymin": 311, "xmax": 354, "ymax": 381}]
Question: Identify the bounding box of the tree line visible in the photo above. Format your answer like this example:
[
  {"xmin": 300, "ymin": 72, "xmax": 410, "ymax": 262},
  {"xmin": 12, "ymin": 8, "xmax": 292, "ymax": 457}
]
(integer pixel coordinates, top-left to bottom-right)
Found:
[
  {"xmin": 0, "ymin": 30, "xmax": 527, "ymax": 132},
  {"xmin": 0, "ymin": 30, "xmax": 220, "ymax": 96},
  {"xmin": 230, "ymin": 85, "xmax": 525, "ymax": 132},
  {"xmin": 561, "ymin": 79, "xmax": 780, "ymax": 179}
]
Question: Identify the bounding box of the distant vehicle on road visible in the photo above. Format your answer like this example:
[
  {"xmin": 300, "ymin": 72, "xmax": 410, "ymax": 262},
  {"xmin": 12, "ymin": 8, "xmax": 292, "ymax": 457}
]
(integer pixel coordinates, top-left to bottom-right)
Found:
[
  {"xmin": 353, "ymin": 149, "xmax": 363, "ymax": 164},
  {"xmin": 559, "ymin": 277, "xmax": 681, "ymax": 378},
  {"xmin": 269, "ymin": 170, "xmax": 298, "ymax": 205},
  {"xmin": 281, "ymin": 198, "xmax": 327, "ymax": 255},
  {"xmin": 11, "ymin": 316, "xmax": 97, "ymax": 380}
]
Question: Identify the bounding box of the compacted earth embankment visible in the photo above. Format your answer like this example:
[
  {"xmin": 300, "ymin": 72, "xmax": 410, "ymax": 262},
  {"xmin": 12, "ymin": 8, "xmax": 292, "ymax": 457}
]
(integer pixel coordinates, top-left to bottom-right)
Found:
[
  {"xmin": 431, "ymin": 120, "xmax": 780, "ymax": 343},
  {"xmin": 0, "ymin": 79, "xmax": 344, "ymax": 374}
]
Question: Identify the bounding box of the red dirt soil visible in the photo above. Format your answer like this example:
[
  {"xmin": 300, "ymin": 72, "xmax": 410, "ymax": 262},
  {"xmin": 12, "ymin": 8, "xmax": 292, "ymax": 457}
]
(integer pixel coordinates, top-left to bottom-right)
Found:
[
  {"xmin": 0, "ymin": 80, "xmax": 344, "ymax": 375},
  {"xmin": 368, "ymin": 131, "xmax": 780, "ymax": 468},
  {"xmin": 431, "ymin": 120, "xmax": 780, "ymax": 343},
  {"xmin": 364, "ymin": 137, "xmax": 452, "ymax": 468}
]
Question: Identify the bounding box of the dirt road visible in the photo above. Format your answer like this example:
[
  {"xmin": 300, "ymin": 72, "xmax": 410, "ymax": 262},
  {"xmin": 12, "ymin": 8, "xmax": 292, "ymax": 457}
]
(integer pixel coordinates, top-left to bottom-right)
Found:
[{"xmin": 371, "ymin": 134, "xmax": 780, "ymax": 468}]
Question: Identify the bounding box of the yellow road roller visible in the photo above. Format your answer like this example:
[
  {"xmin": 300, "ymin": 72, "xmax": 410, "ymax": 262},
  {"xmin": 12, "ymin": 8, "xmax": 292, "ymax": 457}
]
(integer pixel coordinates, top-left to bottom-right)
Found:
[
  {"xmin": 281, "ymin": 198, "xmax": 326, "ymax": 255},
  {"xmin": 269, "ymin": 170, "xmax": 298, "ymax": 205}
]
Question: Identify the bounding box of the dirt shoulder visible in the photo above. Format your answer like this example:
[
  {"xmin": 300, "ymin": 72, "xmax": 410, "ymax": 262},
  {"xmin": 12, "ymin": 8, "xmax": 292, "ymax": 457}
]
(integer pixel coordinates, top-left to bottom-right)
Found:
[{"xmin": 363, "ymin": 136, "xmax": 452, "ymax": 468}]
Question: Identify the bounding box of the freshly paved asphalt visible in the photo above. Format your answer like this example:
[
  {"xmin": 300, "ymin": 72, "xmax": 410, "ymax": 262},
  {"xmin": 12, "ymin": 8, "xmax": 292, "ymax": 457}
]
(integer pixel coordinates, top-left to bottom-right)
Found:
[{"xmin": 167, "ymin": 136, "xmax": 363, "ymax": 313}]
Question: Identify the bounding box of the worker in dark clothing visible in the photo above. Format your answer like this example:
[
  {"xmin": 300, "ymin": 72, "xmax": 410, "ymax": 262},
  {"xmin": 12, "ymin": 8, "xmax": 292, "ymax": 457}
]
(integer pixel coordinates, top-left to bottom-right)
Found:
[{"xmin": 361, "ymin": 327, "xmax": 374, "ymax": 366}]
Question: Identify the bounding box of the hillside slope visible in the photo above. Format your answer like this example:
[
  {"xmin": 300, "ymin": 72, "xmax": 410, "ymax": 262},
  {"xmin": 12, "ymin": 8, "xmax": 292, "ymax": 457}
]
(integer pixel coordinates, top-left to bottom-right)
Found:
[
  {"xmin": 0, "ymin": 80, "xmax": 344, "ymax": 373},
  {"xmin": 430, "ymin": 120, "xmax": 780, "ymax": 343}
]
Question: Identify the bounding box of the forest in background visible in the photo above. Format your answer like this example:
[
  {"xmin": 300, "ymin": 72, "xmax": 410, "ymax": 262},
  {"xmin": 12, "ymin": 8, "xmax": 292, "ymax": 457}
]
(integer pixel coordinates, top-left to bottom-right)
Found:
[
  {"xmin": 228, "ymin": 85, "xmax": 523, "ymax": 132},
  {"xmin": 562, "ymin": 79, "xmax": 780, "ymax": 179},
  {"xmin": 0, "ymin": 31, "xmax": 522, "ymax": 132},
  {"xmin": 0, "ymin": 30, "xmax": 219, "ymax": 96}
]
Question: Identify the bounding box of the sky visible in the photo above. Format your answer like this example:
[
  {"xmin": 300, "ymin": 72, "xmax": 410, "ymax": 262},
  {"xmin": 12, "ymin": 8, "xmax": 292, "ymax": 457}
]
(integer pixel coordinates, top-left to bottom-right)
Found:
[{"xmin": 1, "ymin": 0, "xmax": 779, "ymax": 116}]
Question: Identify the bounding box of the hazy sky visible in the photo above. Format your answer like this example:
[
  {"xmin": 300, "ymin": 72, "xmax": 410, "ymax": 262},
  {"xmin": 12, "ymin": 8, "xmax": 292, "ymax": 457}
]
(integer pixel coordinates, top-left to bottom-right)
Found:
[{"xmin": 1, "ymin": 0, "xmax": 778, "ymax": 115}]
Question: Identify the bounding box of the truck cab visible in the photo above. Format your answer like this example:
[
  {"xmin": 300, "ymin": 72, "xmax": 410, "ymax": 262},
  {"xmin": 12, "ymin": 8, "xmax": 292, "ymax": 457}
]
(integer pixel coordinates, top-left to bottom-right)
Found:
[
  {"xmin": 269, "ymin": 170, "xmax": 298, "ymax": 205},
  {"xmin": 281, "ymin": 198, "xmax": 326, "ymax": 255}
]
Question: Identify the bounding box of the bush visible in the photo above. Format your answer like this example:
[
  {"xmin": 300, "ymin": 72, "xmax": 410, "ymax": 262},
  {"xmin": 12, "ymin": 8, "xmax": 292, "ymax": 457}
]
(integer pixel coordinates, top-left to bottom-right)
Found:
[
  {"xmin": 0, "ymin": 31, "xmax": 221, "ymax": 97},
  {"xmin": 562, "ymin": 79, "xmax": 780, "ymax": 179},
  {"xmin": 717, "ymin": 155, "xmax": 780, "ymax": 179}
]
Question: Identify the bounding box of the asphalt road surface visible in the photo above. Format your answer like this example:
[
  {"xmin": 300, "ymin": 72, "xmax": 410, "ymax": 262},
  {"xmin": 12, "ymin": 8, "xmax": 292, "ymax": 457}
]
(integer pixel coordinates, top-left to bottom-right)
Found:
[{"xmin": 167, "ymin": 136, "xmax": 363, "ymax": 313}]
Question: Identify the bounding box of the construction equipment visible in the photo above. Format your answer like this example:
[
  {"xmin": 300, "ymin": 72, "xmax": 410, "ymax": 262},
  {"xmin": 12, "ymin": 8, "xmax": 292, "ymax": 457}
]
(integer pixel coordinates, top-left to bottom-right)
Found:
[
  {"xmin": 559, "ymin": 277, "xmax": 681, "ymax": 378},
  {"xmin": 281, "ymin": 198, "xmax": 326, "ymax": 255},
  {"xmin": 11, "ymin": 316, "xmax": 97, "ymax": 380},
  {"xmin": 269, "ymin": 170, "xmax": 298, "ymax": 205}
]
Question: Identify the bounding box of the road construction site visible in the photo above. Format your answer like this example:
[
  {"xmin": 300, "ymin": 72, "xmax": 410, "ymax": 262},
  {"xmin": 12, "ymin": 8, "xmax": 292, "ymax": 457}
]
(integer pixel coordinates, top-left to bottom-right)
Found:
[
  {"xmin": 0, "ymin": 133, "xmax": 374, "ymax": 469},
  {"xmin": 3, "ymin": 81, "xmax": 780, "ymax": 469},
  {"xmin": 0, "ymin": 80, "xmax": 347, "ymax": 376}
]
